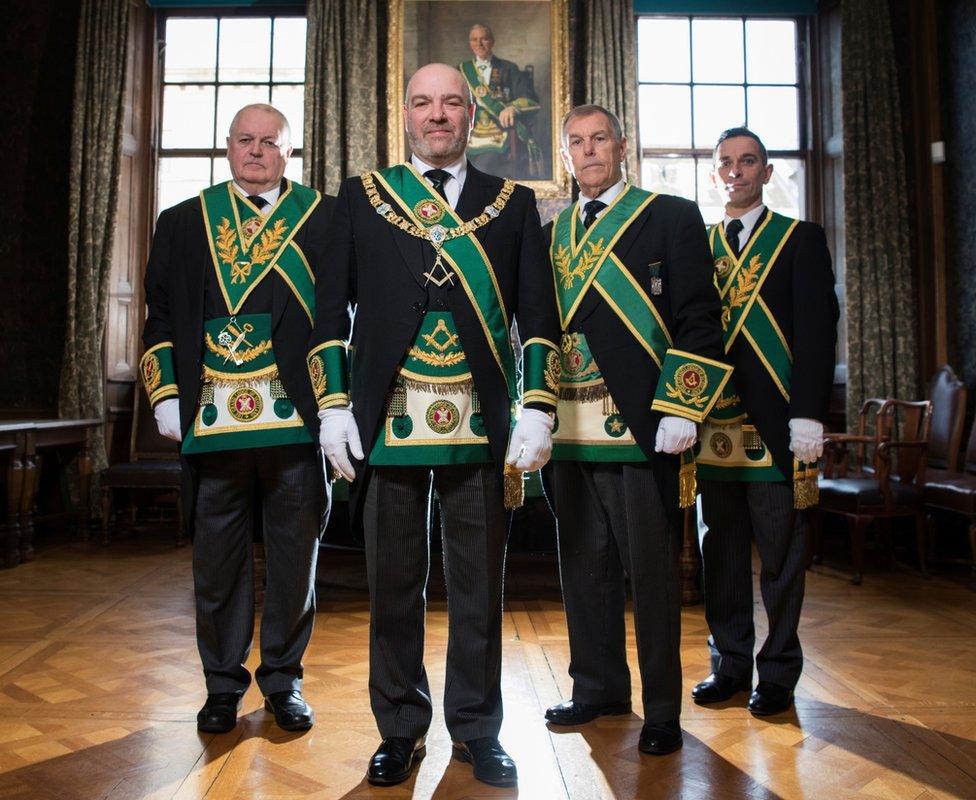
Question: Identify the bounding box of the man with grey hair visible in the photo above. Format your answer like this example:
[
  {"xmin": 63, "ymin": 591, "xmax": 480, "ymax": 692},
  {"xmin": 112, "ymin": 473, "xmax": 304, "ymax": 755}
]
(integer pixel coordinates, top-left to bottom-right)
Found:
[
  {"xmin": 543, "ymin": 104, "xmax": 729, "ymax": 754},
  {"xmin": 141, "ymin": 103, "xmax": 334, "ymax": 735},
  {"xmin": 460, "ymin": 23, "xmax": 542, "ymax": 178},
  {"xmin": 311, "ymin": 63, "xmax": 560, "ymax": 787}
]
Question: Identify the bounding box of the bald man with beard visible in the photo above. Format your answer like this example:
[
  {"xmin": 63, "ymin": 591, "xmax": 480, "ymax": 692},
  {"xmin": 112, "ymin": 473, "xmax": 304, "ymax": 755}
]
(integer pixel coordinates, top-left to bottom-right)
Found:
[{"xmin": 308, "ymin": 63, "xmax": 560, "ymax": 787}]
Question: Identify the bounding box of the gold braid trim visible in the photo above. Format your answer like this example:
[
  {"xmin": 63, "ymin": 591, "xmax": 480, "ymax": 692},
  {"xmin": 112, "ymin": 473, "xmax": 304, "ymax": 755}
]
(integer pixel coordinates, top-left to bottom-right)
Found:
[
  {"xmin": 361, "ymin": 171, "xmax": 515, "ymax": 242},
  {"xmin": 559, "ymin": 383, "xmax": 610, "ymax": 402},
  {"xmin": 399, "ymin": 375, "xmax": 473, "ymax": 395},
  {"xmin": 201, "ymin": 363, "xmax": 279, "ymax": 387}
]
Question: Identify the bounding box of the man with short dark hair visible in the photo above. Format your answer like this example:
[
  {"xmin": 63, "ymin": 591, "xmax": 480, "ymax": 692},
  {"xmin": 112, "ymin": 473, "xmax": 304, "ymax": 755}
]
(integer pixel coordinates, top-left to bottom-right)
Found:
[
  {"xmin": 691, "ymin": 126, "xmax": 838, "ymax": 716},
  {"xmin": 543, "ymin": 103, "xmax": 730, "ymax": 755},
  {"xmin": 141, "ymin": 103, "xmax": 334, "ymax": 734},
  {"xmin": 310, "ymin": 63, "xmax": 560, "ymax": 787}
]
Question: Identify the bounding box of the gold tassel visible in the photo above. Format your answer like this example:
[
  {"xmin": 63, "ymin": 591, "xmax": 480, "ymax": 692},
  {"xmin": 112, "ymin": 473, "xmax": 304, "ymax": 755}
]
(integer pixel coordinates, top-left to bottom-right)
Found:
[
  {"xmin": 503, "ymin": 464, "xmax": 524, "ymax": 510},
  {"xmin": 679, "ymin": 449, "xmax": 697, "ymax": 509},
  {"xmin": 793, "ymin": 460, "xmax": 820, "ymax": 509}
]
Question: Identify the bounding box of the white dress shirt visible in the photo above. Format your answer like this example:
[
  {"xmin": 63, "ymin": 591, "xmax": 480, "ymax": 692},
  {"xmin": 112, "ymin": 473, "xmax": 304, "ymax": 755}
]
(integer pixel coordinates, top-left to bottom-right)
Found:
[
  {"xmin": 724, "ymin": 204, "xmax": 767, "ymax": 252},
  {"xmin": 232, "ymin": 181, "xmax": 280, "ymax": 216},
  {"xmin": 577, "ymin": 179, "xmax": 626, "ymax": 224},
  {"xmin": 474, "ymin": 57, "xmax": 492, "ymax": 84},
  {"xmin": 411, "ymin": 154, "xmax": 467, "ymax": 210}
]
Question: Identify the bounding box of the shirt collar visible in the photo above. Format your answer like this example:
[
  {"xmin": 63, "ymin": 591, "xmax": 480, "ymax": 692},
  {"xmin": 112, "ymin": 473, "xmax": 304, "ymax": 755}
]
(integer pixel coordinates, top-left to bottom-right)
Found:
[
  {"xmin": 474, "ymin": 57, "xmax": 492, "ymax": 69},
  {"xmin": 232, "ymin": 181, "xmax": 281, "ymax": 212},
  {"xmin": 411, "ymin": 154, "xmax": 467, "ymax": 186},
  {"xmin": 724, "ymin": 204, "xmax": 767, "ymax": 236},
  {"xmin": 578, "ymin": 179, "xmax": 626, "ymax": 215}
]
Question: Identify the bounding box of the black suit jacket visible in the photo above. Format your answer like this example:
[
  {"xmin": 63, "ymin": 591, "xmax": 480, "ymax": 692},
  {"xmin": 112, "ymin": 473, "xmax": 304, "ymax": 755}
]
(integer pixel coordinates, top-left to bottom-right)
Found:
[
  {"xmin": 722, "ymin": 210, "xmax": 839, "ymax": 477},
  {"xmin": 545, "ymin": 193, "xmax": 726, "ymax": 460},
  {"xmin": 142, "ymin": 185, "xmax": 334, "ymax": 532},
  {"xmin": 312, "ymin": 162, "xmax": 560, "ymax": 472}
]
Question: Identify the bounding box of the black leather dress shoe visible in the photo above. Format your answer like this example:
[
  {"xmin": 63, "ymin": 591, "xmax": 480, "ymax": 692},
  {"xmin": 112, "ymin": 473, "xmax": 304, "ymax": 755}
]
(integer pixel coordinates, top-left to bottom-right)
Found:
[
  {"xmin": 263, "ymin": 690, "xmax": 314, "ymax": 731},
  {"xmin": 545, "ymin": 699, "xmax": 632, "ymax": 726},
  {"xmin": 366, "ymin": 737, "xmax": 426, "ymax": 786},
  {"xmin": 452, "ymin": 737, "xmax": 517, "ymax": 787},
  {"xmin": 748, "ymin": 682, "xmax": 794, "ymax": 716},
  {"xmin": 638, "ymin": 719, "xmax": 683, "ymax": 755},
  {"xmin": 197, "ymin": 693, "xmax": 243, "ymax": 733},
  {"xmin": 691, "ymin": 673, "xmax": 752, "ymax": 704}
]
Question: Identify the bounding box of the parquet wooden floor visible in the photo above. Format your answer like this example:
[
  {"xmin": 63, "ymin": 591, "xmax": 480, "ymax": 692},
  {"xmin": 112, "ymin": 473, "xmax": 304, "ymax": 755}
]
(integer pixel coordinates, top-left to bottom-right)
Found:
[{"xmin": 0, "ymin": 529, "xmax": 973, "ymax": 799}]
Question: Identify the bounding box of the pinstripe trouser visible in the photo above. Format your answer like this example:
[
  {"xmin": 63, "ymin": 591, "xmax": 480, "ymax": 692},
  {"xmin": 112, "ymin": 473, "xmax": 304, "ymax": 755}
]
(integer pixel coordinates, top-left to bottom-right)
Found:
[
  {"xmin": 191, "ymin": 444, "xmax": 321, "ymax": 696},
  {"xmin": 551, "ymin": 460, "xmax": 684, "ymax": 725},
  {"xmin": 363, "ymin": 463, "xmax": 508, "ymax": 741},
  {"xmin": 697, "ymin": 479, "xmax": 806, "ymax": 689}
]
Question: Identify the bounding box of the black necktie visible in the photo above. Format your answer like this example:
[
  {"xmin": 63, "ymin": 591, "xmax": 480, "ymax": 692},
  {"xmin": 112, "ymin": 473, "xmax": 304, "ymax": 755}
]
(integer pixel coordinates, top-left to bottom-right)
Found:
[
  {"xmin": 725, "ymin": 218, "xmax": 744, "ymax": 257},
  {"xmin": 582, "ymin": 199, "xmax": 607, "ymax": 230},
  {"xmin": 247, "ymin": 194, "xmax": 269, "ymax": 210},
  {"xmin": 424, "ymin": 169, "xmax": 451, "ymax": 202}
]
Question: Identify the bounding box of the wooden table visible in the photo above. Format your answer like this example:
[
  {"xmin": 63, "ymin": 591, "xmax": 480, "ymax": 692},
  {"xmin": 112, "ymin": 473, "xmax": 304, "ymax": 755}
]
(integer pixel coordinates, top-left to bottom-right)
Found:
[{"xmin": 0, "ymin": 423, "xmax": 30, "ymax": 568}]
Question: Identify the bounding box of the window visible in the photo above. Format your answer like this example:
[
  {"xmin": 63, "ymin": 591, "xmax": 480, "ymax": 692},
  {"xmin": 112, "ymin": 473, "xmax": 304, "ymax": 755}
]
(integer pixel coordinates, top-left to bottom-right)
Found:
[
  {"xmin": 636, "ymin": 16, "xmax": 807, "ymax": 224},
  {"xmin": 156, "ymin": 12, "xmax": 306, "ymax": 215}
]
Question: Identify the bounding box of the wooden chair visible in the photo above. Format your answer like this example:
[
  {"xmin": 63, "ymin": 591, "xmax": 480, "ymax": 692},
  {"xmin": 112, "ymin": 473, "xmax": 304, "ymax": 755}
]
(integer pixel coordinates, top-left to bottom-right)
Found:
[
  {"xmin": 99, "ymin": 392, "xmax": 184, "ymax": 546},
  {"xmin": 815, "ymin": 399, "xmax": 932, "ymax": 585},
  {"xmin": 924, "ymin": 417, "xmax": 976, "ymax": 591}
]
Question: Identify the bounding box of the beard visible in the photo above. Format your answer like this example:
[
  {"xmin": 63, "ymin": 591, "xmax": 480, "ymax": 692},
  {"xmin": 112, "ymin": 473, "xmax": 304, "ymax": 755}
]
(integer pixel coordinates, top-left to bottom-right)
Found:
[{"xmin": 406, "ymin": 120, "xmax": 469, "ymax": 164}]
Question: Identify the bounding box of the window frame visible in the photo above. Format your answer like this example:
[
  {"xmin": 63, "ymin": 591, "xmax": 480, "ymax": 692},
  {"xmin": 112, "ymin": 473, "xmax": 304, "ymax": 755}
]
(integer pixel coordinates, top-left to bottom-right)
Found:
[
  {"xmin": 636, "ymin": 13, "xmax": 817, "ymax": 224},
  {"xmin": 153, "ymin": 5, "xmax": 307, "ymax": 216}
]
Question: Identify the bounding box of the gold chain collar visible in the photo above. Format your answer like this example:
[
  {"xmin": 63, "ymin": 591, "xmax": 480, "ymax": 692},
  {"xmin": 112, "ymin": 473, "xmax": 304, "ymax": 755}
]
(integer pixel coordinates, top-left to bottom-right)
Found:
[{"xmin": 361, "ymin": 171, "xmax": 515, "ymax": 247}]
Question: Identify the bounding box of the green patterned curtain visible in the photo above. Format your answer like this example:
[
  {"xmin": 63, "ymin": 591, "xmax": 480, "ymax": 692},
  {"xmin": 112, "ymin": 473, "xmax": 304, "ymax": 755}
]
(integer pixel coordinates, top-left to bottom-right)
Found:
[
  {"xmin": 583, "ymin": 0, "xmax": 640, "ymax": 185},
  {"xmin": 841, "ymin": 0, "xmax": 919, "ymax": 426},
  {"xmin": 303, "ymin": 0, "xmax": 380, "ymax": 192},
  {"xmin": 58, "ymin": 0, "xmax": 129, "ymax": 478}
]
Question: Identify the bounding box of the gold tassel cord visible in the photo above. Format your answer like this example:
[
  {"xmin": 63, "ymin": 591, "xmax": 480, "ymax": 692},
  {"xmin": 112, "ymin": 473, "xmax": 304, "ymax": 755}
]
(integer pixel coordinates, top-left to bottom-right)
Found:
[
  {"xmin": 793, "ymin": 460, "xmax": 820, "ymax": 509},
  {"xmin": 678, "ymin": 450, "xmax": 697, "ymax": 509},
  {"xmin": 503, "ymin": 464, "xmax": 525, "ymax": 510}
]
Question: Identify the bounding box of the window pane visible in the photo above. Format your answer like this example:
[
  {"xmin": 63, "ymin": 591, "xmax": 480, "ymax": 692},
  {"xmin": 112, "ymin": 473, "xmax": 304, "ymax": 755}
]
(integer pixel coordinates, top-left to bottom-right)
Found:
[
  {"xmin": 747, "ymin": 86, "xmax": 799, "ymax": 150},
  {"xmin": 641, "ymin": 157, "xmax": 696, "ymax": 201},
  {"xmin": 695, "ymin": 159, "xmax": 726, "ymax": 225},
  {"xmin": 766, "ymin": 157, "xmax": 805, "ymax": 219},
  {"xmin": 271, "ymin": 85, "xmax": 304, "ymax": 148},
  {"xmin": 218, "ymin": 18, "xmax": 271, "ymax": 82},
  {"xmin": 693, "ymin": 85, "xmax": 744, "ymax": 148},
  {"xmin": 273, "ymin": 17, "xmax": 307, "ymax": 82},
  {"xmin": 637, "ymin": 18, "xmax": 690, "ymax": 83},
  {"xmin": 746, "ymin": 20, "xmax": 797, "ymax": 84},
  {"xmin": 692, "ymin": 18, "xmax": 743, "ymax": 83},
  {"xmin": 217, "ymin": 85, "xmax": 272, "ymax": 142},
  {"xmin": 161, "ymin": 85, "xmax": 215, "ymax": 148},
  {"xmin": 639, "ymin": 85, "xmax": 692, "ymax": 148},
  {"xmin": 213, "ymin": 157, "xmax": 232, "ymax": 186},
  {"xmin": 164, "ymin": 18, "xmax": 217, "ymax": 82},
  {"xmin": 284, "ymin": 158, "xmax": 304, "ymax": 186},
  {"xmin": 157, "ymin": 157, "xmax": 211, "ymax": 214}
]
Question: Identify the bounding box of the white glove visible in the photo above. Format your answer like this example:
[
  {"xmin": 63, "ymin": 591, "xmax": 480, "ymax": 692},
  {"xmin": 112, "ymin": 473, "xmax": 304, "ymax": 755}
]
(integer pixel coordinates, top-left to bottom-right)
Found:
[
  {"xmin": 654, "ymin": 415, "xmax": 697, "ymax": 454},
  {"xmin": 318, "ymin": 406, "xmax": 364, "ymax": 482},
  {"xmin": 505, "ymin": 408, "xmax": 554, "ymax": 471},
  {"xmin": 789, "ymin": 417, "xmax": 824, "ymax": 463},
  {"xmin": 154, "ymin": 398, "xmax": 181, "ymax": 442}
]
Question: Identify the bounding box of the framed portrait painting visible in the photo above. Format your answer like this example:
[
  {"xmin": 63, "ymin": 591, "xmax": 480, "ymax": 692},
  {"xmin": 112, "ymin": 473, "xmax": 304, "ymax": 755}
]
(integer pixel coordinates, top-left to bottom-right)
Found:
[{"xmin": 388, "ymin": 0, "xmax": 571, "ymax": 198}]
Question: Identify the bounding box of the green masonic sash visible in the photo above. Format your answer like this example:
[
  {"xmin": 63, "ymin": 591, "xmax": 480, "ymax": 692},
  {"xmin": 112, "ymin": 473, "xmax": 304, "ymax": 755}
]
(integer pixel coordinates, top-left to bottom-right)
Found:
[
  {"xmin": 550, "ymin": 186, "xmax": 670, "ymax": 365},
  {"xmin": 370, "ymin": 164, "xmax": 518, "ymax": 400},
  {"xmin": 200, "ymin": 180, "xmax": 320, "ymax": 322},
  {"xmin": 710, "ymin": 211, "xmax": 797, "ymax": 401},
  {"xmin": 460, "ymin": 60, "xmax": 539, "ymax": 158}
]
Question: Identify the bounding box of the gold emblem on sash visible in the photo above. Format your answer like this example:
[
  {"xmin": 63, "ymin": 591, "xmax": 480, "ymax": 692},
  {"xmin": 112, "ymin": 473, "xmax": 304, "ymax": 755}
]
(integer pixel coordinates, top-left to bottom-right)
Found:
[
  {"xmin": 714, "ymin": 255, "xmax": 732, "ymax": 279},
  {"xmin": 216, "ymin": 217, "xmax": 288, "ymax": 285},
  {"xmin": 675, "ymin": 363, "xmax": 707, "ymax": 396},
  {"xmin": 723, "ymin": 254, "xmax": 762, "ymax": 330},
  {"xmin": 426, "ymin": 400, "xmax": 460, "ymax": 434},
  {"xmin": 413, "ymin": 198, "xmax": 445, "ymax": 224},
  {"xmin": 553, "ymin": 238, "xmax": 606, "ymax": 290},
  {"xmin": 474, "ymin": 84, "xmax": 488, "ymax": 98}
]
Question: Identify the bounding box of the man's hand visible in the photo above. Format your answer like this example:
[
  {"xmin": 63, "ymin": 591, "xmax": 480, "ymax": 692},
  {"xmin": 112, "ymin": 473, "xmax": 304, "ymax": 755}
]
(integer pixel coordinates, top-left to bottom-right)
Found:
[
  {"xmin": 789, "ymin": 418, "xmax": 824, "ymax": 463},
  {"xmin": 498, "ymin": 106, "xmax": 517, "ymax": 128},
  {"xmin": 154, "ymin": 398, "xmax": 181, "ymax": 442},
  {"xmin": 318, "ymin": 406, "xmax": 364, "ymax": 482},
  {"xmin": 505, "ymin": 409, "xmax": 554, "ymax": 471},
  {"xmin": 654, "ymin": 416, "xmax": 697, "ymax": 454}
]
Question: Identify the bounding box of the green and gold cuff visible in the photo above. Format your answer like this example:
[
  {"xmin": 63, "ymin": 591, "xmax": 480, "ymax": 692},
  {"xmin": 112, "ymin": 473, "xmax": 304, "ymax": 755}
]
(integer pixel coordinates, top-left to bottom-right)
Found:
[
  {"xmin": 140, "ymin": 342, "xmax": 178, "ymax": 406},
  {"xmin": 522, "ymin": 337, "xmax": 560, "ymax": 410},
  {"xmin": 307, "ymin": 339, "xmax": 350, "ymax": 410},
  {"xmin": 651, "ymin": 348, "xmax": 733, "ymax": 423}
]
